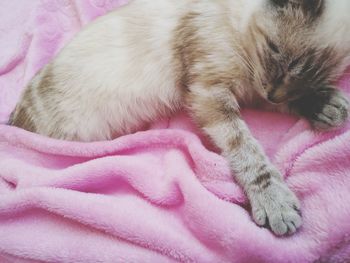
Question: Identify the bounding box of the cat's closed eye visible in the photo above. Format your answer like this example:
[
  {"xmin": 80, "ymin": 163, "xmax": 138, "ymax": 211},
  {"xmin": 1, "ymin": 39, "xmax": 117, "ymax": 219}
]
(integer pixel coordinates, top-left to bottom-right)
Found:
[
  {"xmin": 288, "ymin": 57, "xmax": 302, "ymax": 71},
  {"xmin": 267, "ymin": 39, "xmax": 279, "ymax": 54}
]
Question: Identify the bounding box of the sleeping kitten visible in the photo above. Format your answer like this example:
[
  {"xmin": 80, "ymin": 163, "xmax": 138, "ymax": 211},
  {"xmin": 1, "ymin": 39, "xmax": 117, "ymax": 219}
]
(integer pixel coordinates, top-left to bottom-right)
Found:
[{"xmin": 9, "ymin": 0, "xmax": 350, "ymax": 235}]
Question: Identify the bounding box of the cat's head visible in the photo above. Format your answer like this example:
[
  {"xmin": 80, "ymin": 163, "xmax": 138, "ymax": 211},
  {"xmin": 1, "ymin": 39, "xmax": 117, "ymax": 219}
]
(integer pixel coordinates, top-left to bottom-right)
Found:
[{"xmin": 246, "ymin": 0, "xmax": 347, "ymax": 103}]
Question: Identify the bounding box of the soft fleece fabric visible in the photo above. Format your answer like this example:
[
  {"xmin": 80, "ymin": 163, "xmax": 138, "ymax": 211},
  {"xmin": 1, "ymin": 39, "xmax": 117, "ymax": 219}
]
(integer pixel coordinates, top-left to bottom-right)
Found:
[{"xmin": 0, "ymin": 1, "xmax": 350, "ymax": 262}]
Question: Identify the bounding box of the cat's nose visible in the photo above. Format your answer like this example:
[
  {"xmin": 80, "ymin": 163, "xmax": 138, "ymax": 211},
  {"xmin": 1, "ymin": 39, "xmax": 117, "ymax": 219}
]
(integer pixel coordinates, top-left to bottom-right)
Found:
[
  {"xmin": 267, "ymin": 93, "xmax": 281, "ymax": 103},
  {"xmin": 268, "ymin": 87, "xmax": 288, "ymax": 104}
]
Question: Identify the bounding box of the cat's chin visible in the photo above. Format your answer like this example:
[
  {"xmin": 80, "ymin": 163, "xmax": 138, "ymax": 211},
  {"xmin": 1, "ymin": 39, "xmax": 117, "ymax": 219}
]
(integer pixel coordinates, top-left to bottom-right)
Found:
[
  {"xmin": 267, "ymin": 98, "xmax": 287, "ymax": 105},
  {"xmin": 266, "ymin": 92, "xmax": 288, "ymax": 104},
  {"xmin": 254, "ymin": 91, "xmax": 285, "ymax": 105}
]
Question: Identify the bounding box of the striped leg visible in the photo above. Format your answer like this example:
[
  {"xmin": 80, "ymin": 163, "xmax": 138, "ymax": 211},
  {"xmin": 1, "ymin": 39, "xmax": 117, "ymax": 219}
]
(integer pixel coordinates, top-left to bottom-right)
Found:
[{"xmin": 186, "ymin": 84, "xmax": 302, "ymax": 236}]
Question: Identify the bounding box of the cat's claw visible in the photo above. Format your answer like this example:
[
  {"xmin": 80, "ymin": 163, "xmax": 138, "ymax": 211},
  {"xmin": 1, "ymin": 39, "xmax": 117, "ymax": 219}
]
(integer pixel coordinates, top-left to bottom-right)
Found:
[
  {"xmin": 249, "ymin": 179, "xmax": 302, "ymax": 236},
  {"xmin": 310, "ymin": 90, "xmax": 349, "ymax": 131}
]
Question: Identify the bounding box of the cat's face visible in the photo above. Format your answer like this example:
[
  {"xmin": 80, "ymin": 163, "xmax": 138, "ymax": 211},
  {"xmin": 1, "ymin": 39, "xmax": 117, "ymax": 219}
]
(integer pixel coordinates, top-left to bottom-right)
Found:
[{"xmin": 248, "ymin": 0, "xmax": 343, "ymax": 104}]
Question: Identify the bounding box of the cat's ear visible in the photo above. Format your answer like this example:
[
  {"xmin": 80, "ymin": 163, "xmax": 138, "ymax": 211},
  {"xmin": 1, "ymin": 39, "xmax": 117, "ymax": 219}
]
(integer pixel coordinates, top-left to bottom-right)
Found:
[
  {"xmin": 270, "ymin": 0, "xmax": 289, "ymax": 7},
  {"xmin": 270, "ymin": 0, "xmax": 324, "ymax": 17},
  {"xmin": 270, "ymin": 0, "xmax": 322, "ymax": 6},
  {"xmin": 300, "ymin": 0, "xmax": 324, "ymax": 16}
]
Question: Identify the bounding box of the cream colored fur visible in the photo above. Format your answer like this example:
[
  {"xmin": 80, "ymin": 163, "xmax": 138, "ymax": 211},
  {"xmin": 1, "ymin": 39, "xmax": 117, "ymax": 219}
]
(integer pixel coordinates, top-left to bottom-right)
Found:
[{"xmin": 10, "ymin": 0, "xmax": 350, "ymax": 236}]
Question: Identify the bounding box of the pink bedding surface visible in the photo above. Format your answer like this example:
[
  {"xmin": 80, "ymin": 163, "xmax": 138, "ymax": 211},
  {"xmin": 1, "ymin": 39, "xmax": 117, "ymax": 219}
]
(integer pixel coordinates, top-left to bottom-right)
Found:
[{"xmin": 1, "ymin": 1, "xmax": 350, "ymax": 262}]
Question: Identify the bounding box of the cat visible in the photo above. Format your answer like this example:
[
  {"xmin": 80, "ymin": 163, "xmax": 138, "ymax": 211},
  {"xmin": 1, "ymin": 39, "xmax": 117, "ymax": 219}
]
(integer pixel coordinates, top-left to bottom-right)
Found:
[{"xmin": 8, "ymin": 0, "xmax": 350, "ymax": 236}]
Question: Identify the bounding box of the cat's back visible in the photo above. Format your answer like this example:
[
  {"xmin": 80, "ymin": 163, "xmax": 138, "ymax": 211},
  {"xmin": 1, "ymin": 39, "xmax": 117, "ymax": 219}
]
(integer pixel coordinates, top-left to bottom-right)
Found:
[
  {"xmin": 54, "ymin": 0, "xmax": 187, "ymax": 90},
  {"xmin": 11, "ymin": 0, "xmax": 191, "ymax": 141}
]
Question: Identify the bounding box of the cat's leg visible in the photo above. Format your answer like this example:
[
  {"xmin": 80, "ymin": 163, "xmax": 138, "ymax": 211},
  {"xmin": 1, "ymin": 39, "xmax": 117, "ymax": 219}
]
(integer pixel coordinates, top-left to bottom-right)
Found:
[
  {"xmin": 186, "ymin": 84, "xmax": 301, "ymax": 236},
  {"xmin": 289, "ymin": 87, "xmax": 349, "ymax": 130}
]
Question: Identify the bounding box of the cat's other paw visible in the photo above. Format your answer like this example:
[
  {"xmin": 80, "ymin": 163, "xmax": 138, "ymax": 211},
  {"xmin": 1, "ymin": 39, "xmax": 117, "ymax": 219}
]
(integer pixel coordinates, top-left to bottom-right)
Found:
[
  {"xmin": 307, "ymin": 89, "xmax": 349, "ymax": 130},
  {"xmin": 248, "ymin": 173, "xmax": 302, "ymax": 236}
]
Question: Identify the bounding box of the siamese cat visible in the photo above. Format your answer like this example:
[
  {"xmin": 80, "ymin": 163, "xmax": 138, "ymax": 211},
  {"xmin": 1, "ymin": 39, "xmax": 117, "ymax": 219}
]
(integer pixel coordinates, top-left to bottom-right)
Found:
[{"xmin": 9, "ymin": 0, "xmax": 350, "ymax": 235}]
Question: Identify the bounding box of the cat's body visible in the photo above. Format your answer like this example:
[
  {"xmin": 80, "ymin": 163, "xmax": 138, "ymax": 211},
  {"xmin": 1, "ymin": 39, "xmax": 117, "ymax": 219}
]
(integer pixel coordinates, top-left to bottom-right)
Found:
[
  {"xmin": 9, "ymin": 0, "xmax": 350, "ymax": 236},
  {"xmin": 11, "ymin": 0, "xmax": 186, "ymax": 140}
]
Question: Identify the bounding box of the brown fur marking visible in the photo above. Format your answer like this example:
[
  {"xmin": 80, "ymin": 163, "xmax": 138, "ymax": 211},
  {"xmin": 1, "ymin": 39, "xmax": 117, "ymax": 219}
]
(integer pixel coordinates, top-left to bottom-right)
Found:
[
  {"xmin": 186, "ymin": 91, "xmax": 240, "ymax": 128},
  {"xmin": 10, "ymin": 105, "xmax": 36, "ymax": 133},
  {"xmin": 252, "ymin": 172, "xmax": 271, "ymax": 186},
  {"xmin": 37, "ymin": 67, "xmax": 53, "ymax": 97}
]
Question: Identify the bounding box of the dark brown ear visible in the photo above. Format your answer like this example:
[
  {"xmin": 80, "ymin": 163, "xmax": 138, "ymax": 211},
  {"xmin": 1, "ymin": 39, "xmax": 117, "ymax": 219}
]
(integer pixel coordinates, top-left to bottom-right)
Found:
[
  {"xmin": 270, "ymin": 0, "xmax": 324, "ymax": 17},
  {"xmin": 301, "ymin": 0, "xmax": 324, "ymax": 17},
  {"xmin": 270, "ymin": 0, "xmax": 288, "ymax": 7}
]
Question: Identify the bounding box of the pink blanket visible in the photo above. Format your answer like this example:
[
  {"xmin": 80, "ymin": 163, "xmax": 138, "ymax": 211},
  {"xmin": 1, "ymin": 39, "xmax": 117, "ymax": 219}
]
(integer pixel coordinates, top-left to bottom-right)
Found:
[{"xmin": 1, "ymin": 1, "xmax": 350, "ymax": 262}]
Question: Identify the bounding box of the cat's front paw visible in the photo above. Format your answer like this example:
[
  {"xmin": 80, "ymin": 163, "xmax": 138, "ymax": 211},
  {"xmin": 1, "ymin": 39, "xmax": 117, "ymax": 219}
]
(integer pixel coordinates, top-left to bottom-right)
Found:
[
  {"xmin": 249, "ymin": 175, "xmax": 302, "ymax": 236},
  {"xmin": 308, "ymin": 89, "xmax": 349, "ymax": 130}
]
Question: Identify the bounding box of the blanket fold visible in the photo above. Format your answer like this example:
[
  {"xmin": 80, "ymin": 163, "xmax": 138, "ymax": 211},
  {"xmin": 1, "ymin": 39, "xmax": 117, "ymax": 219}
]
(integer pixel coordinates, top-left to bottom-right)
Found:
[{"xmin": 1, "ymin": 1, "xmax": 350, "ymax": 262}]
